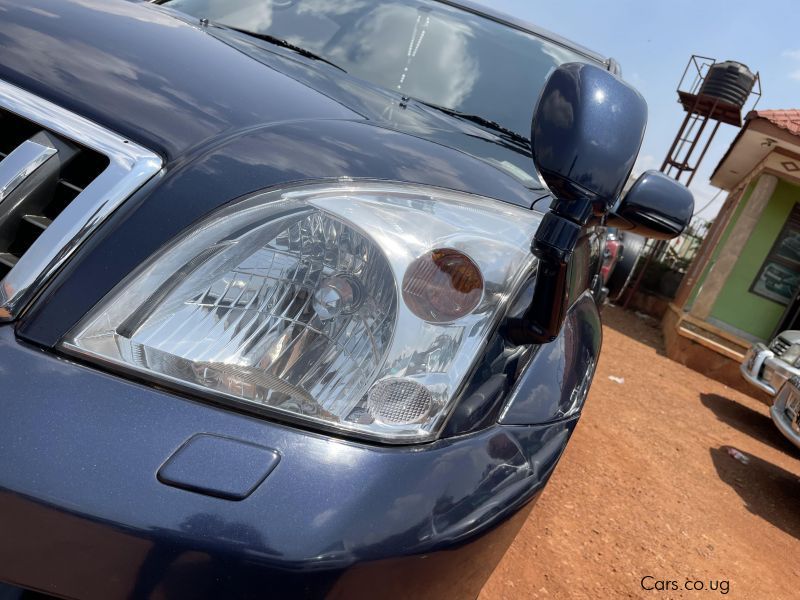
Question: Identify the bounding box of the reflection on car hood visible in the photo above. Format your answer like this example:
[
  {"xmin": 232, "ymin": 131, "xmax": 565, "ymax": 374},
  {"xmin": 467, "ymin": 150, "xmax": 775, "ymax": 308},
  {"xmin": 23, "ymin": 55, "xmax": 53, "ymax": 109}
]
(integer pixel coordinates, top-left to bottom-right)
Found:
[
  {"xmin": 0, "ymin": 0, "xmax": 358, "ymax": 160},
  {"xmin": 216, "ymin": 27, "xmax": 547, "ymax": 193},
  {"xmin": 0, "ymin": 0, "xmax": 546, "ymax": 194}
]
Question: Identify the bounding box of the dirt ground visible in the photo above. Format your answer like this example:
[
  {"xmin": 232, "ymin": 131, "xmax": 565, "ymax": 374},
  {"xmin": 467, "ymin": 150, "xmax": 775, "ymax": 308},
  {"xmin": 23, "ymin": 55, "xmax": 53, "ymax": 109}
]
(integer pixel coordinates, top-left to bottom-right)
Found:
[{"xmin": 480, "ymin": 305, "xmax": 800, "ymax": 599}]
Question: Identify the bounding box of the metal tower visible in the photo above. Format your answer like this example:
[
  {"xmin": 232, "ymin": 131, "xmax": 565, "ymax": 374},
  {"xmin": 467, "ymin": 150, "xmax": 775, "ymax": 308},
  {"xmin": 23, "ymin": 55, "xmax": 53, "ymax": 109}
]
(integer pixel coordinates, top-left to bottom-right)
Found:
[{"xmin": 661, "ymin": 55, "xmax": 760, "ymax": 185}]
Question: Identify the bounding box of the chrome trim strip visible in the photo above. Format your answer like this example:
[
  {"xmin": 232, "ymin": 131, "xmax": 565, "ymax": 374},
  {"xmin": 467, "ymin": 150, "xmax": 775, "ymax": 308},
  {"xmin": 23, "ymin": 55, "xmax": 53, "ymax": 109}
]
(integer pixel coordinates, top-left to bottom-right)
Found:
[
  {"xmin": 770, "ymin": 384, "xmax": 800, "ymax": 449},
  {"xmin": 0, "ymin": 140, "xmax": 56, "ymax": 203},
  {"xmin": 740, "ymin": 358, "xmax": 776, "ymax": 395},
  {"xmin": 740, "ymin": 344, "xmax": 777, "ymax": 395},
  {"xmin": 0, "ymin": 79, "xmax": 163, "ymax": 320}
]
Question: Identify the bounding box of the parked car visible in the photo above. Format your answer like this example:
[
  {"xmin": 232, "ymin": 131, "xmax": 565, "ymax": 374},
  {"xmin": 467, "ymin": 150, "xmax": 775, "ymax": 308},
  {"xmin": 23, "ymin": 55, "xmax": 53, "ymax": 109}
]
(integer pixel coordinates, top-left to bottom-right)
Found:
[
  {"xmin": 770, "ymin": 377, "xmax": 800, "ymax": 449},
  {"xmin": 778, "ymin": 233, "xmax": 800, "ymax": 261},
  {"xmin": 601, "ymin": 229, "xmax": 625, "ymax": 285},
  {"xmin": 763, "ymin": 264, "xmax": 800, "ymax": 298},
  {"xmin": 0, "ymin": 0, "xmax": 692, "ymax": 598},
  {"xmin": 741, "ymin": 331, "xmax": 800, "ymax": 448}
]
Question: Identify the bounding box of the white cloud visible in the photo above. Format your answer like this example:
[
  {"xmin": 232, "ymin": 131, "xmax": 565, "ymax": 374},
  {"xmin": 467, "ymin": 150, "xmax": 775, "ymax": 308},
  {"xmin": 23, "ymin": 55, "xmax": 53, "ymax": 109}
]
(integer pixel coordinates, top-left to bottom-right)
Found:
[
  {"xmin": 688, "ymin": 183, "xmax": 725, "ymax": 219},
  {"xmin": 783, "ymin": 49, "xmax": 800, "ymax": 80},
  {"xmin": 633, "ymin": 153, "xmax": 659, "ymax": 175},
  {"xmin": 628, "ymin": 72, "xmax": 645, "ymax": 89}
]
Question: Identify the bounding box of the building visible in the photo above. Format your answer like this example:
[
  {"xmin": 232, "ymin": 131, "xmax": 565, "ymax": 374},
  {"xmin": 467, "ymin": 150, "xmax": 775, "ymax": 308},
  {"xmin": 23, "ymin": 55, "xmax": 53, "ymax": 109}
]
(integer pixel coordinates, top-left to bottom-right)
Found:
[{"xmin": 663, "ymin": 109, "xmax": 800, "ymax": 398}]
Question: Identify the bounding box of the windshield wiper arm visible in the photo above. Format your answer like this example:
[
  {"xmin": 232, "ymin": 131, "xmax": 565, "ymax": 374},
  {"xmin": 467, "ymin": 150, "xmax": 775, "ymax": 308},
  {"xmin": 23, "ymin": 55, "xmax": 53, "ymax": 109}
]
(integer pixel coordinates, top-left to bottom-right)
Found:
[
  {"xmin": 226, "ymin": 26, "xmax": 347, "ymax": 73},
  {"xmin": 414, "ymin": 100, "xmax": 531, "ymax": 148}
]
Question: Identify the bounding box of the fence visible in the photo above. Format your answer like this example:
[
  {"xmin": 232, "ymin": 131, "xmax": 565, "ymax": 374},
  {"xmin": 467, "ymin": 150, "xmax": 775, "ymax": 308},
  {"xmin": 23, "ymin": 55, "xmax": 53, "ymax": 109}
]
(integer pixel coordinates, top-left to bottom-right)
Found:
[{"xmin": 622, "ymin": 216, "xmax": 711, "ymax": 303}]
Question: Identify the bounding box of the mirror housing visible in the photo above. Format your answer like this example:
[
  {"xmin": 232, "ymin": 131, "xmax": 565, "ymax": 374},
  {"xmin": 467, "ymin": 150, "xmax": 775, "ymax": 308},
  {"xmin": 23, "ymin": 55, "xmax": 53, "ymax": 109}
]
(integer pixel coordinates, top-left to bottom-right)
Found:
[
  {"xmin": 533, "ymin": 62, "xmax": 648, "ymax": 221},
  {"xmin": 505, "ymin": 63, "xmax": 649, "ymax": 346},
  {"xmin": 608, "ymin": 170, "xmax": 694, "ymax": 239}
]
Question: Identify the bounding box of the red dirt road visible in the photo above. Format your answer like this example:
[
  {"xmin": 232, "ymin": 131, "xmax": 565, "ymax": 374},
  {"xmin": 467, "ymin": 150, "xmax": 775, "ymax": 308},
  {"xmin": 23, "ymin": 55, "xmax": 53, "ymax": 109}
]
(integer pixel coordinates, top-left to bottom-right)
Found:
[{"xmin": 481, "ymin": 306, "xmax": 800, "ymax": 599}]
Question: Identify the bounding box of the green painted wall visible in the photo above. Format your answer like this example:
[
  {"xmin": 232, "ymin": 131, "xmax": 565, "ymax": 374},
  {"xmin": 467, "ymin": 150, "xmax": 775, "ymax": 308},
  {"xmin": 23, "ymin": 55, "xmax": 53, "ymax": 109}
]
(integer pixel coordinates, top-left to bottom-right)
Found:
[
  {"xmin": 710, "ymin": 179, "xmax": 800, "ymax": 340},
  {"xmin": 687, "ymin": 181, "xmax": 756, "ymax": 307}
]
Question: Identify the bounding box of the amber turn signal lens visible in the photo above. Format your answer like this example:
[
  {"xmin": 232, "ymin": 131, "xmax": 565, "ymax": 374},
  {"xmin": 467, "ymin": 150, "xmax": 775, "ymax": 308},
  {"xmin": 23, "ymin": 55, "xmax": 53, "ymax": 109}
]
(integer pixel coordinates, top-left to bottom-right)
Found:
[{"xmin": 402, "ymin": 248, "xmax": 483, "ymax": 323}]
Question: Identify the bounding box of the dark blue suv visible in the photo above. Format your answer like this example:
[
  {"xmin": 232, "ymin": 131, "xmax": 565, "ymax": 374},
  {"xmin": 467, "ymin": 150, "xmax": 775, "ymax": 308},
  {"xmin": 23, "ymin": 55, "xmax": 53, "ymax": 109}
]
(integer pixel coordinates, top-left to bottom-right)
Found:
[{"xmin": 0, "ymin": 1, "xmax": 692, "ymax": 598}]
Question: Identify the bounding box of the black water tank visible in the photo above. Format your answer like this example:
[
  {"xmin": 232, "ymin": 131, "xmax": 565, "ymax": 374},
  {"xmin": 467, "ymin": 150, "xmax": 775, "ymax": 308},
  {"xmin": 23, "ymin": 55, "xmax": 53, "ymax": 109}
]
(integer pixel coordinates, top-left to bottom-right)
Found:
[{"xmin": 699, "ymin": 61, "xmax": 755, "ymax": 108}]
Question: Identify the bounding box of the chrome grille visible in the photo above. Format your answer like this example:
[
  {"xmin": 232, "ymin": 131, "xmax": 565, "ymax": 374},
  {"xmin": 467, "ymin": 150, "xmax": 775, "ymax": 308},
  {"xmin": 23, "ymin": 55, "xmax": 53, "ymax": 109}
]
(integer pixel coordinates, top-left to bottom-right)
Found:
[
  {"xmin": 0, "ymin": 79, "xmax": 162, "ymax": 320},
  {"xmin": 770, "ymin": 337, "xmax": 791, "ymax": 357},
  {"xmin": 0, "ymin": 123, "xmax": 106, "ymax": 278}
]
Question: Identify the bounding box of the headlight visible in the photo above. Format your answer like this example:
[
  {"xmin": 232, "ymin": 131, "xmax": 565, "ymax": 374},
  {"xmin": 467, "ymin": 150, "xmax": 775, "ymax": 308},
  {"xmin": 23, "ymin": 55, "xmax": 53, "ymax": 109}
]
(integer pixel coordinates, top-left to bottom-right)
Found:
[{"xmin": 62, "ymin": 182, "xmax": 540, "ymax": 443}]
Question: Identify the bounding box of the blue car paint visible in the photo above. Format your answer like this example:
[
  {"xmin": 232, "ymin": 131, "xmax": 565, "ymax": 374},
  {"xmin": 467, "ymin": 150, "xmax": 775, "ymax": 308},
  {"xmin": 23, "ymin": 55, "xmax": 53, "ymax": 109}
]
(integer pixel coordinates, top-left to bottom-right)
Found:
[
  {"xmin": 0, "ymin": 0, "xmax": 609, "ymax": 596},
  {"xmin": 0, "ymin": 0, "xmax": 548, "ymax": 199},
  {"xmin": 0, "ymin": 325, "xmax": 579, "ymax": 599},
  {"xmin": 500, "ymin": 294, "xmax": 602, "ymax": 425},
  {"xmin": 0, "ymin": 0, "xmax": 357, "ymax": 160}
]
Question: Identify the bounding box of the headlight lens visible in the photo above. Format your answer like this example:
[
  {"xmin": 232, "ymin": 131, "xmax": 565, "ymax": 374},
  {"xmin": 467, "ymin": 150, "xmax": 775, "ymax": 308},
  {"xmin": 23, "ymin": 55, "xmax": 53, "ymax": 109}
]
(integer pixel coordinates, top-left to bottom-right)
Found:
[{"xmin": 62, "ymin": 183, "xmax": 540, "ymax": 442}]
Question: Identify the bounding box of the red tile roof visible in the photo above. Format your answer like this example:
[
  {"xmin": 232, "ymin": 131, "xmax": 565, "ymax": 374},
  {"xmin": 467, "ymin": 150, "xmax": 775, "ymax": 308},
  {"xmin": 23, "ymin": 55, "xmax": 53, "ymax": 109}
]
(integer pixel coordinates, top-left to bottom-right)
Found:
[{"xmin": 748, "ymin": 109, "xmax": 800, "ymax": 136}]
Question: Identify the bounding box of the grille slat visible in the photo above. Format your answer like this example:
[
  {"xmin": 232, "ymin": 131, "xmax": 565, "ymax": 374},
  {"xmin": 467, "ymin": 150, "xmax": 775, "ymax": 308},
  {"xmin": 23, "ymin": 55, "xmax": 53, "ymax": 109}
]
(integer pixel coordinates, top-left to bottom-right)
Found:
[
  {"xmin": 58, "ymin": 178, "xmax": 83, "ymax": 193},
  {"xmin": 0, "ymin": 137, "xmax": 57, "ymax": 202},
  {"xmin": 0, "ymin": 252, "xmax": 19, "ymax": 268},
  {"xmin": 0, "ymin": 124, "xmax": 96, "ymax": 280},
  {"xmin": 771, "ymin": 337, "xmax": 791, "ymax": 357},
  {"xmin": 22, "ymin": 214, "xmax": 52, "ymax": 230}
]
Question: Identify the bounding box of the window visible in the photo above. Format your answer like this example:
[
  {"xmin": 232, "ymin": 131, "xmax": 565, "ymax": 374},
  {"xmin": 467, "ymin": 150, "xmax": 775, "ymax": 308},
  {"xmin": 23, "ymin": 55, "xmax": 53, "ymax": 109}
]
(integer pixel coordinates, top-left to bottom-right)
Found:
[{"xmin": 750, "ymin": 203, "xmax": 800, "ymax": 305}]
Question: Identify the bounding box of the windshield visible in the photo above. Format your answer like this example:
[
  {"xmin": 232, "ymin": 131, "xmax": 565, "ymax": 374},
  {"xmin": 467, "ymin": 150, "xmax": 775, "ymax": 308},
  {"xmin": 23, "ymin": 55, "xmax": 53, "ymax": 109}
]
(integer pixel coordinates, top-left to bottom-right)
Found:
[{"xmin": 162, "ymin": 0, "xmax": 600, "ymax": 139}]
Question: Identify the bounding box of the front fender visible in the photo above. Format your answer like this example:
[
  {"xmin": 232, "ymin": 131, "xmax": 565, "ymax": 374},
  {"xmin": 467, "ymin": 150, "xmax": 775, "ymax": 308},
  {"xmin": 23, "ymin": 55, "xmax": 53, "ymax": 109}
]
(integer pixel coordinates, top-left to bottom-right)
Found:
[{"xmin": 499, "ymin": 293, "xmax": 602, "ymax": 425}]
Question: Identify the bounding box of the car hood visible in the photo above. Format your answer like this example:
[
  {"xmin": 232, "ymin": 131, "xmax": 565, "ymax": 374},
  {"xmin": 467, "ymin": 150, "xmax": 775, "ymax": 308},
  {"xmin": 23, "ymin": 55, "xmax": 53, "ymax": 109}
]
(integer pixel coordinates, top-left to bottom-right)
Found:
[
  {"xmin": 776, "ymin": 331, "xmax": 800, "ymax": 345},
  {"xmin": 0, "ymin": 0, "xmax": 359, "ymax": 160},
  {"xmin": 0, "ymin": 0, "xmax": 546, "ymax": 194},
  {"xmin": 209, "ymin": 25, "xmax": 545, "ymax": 192}
]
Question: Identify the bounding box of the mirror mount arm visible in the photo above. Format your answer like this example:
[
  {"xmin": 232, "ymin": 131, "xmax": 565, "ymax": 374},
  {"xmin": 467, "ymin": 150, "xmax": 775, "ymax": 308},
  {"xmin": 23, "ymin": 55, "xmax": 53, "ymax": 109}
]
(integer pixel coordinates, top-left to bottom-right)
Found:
[
  {"xmin": 503, "ymin": 196, "xmax": 596, "ymax": 346},
  {"xmin": 503, "ymin": 61, "xmax": 648, "ymax": 346}
]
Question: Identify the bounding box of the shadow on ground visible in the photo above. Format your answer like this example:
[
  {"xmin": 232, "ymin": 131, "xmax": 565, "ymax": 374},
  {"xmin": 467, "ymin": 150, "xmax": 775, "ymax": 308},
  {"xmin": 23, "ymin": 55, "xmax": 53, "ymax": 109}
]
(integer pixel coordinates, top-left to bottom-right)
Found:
[
  {"xmin": 710, "ymin": 445, "xmax": 800, "ymax": 542},
  {"xmin": 700, "ymin": 393, "xmax": 799, "ymax": 456},
  {"xmin": 601, "ymin": 305, "xmax": 665, "ymax": 354}
]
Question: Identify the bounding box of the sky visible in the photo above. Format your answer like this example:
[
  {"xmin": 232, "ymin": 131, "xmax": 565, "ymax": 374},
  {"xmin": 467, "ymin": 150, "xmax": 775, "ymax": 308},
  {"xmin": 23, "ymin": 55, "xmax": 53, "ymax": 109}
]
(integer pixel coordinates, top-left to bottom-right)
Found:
[{"xmin": 475, "ymin": 0, "xmax": 800, "ymax": 220}]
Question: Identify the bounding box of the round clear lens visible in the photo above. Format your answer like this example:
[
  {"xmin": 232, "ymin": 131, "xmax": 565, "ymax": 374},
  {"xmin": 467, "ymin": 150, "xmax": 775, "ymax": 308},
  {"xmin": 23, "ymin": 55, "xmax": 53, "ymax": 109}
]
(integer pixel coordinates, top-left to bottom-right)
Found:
[
  {"xmin": 312, "ymin": 274, "xmax": 362, "ymax": 320},
  {"xmin": 367, "ymin": 378, "xmax": 433, "ymax": 425}
]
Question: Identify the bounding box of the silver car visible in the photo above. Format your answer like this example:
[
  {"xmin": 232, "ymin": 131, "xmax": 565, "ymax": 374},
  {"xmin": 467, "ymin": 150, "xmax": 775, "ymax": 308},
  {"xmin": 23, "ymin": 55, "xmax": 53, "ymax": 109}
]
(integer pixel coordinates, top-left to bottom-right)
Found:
[{"xmin": 741, "ymin": 331, "xmax": 800, "ymax": 448}]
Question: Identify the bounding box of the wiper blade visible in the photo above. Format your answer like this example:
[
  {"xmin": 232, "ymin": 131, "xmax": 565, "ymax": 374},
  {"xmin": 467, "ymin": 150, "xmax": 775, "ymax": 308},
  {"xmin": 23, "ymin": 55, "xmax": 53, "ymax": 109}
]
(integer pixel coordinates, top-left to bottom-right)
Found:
[
  {"xmin": 414, "ymin": 100, "xmax": 530, "ymax": 148},
  {"xmin": 226, "ymin": 26, "xmax": 347, "ymax": 73}
]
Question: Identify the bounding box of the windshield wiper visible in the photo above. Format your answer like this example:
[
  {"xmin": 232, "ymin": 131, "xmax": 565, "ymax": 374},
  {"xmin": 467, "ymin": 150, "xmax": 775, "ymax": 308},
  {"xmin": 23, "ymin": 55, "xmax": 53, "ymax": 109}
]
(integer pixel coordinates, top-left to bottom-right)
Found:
[
  {"xmin": 225, "ymin": 26, "xmax": 347, "ymax": 73},
  {"xmin": 413, "ymin": 100, "xmax": 531, "ymax": 148}
]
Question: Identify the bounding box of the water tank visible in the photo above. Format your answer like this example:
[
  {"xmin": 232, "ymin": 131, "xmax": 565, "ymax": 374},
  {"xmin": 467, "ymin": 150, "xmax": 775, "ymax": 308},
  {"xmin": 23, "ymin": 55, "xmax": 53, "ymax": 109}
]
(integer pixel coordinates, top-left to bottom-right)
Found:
[{"xmin": 699, "ymin": 61, "xmax": 756, "ymax": 108}]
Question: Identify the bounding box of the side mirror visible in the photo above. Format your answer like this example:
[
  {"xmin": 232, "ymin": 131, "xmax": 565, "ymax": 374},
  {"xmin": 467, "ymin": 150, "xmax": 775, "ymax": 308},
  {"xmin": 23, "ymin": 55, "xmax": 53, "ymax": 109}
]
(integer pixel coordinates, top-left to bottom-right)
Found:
[
  {"xmin": 532, "ymin": 62, "xmax": 647, "ymax": 221},
  {"xmin": 505, "ymin": 62, "xmax": 648, "ymax": 345},
  {"xmin": 608, "ymin": 170, "xmax": 694, "ymax": 239}
]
